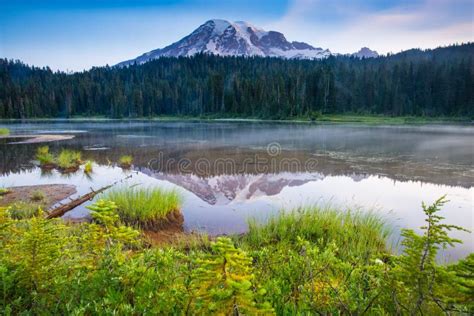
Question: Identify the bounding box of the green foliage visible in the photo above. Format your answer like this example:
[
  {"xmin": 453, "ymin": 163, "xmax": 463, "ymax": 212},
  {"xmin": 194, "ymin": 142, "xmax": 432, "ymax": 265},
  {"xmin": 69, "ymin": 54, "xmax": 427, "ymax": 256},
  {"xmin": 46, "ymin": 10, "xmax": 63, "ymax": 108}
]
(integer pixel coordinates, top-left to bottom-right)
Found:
[
  {"xmin": 389, "ymin": 196, "xmax": 470, "ymax": 314},
  {"xmin": 57, "ymin": 149, "xmax": 82, "ymax": 170},
  {"xmin": 450, "ymin": 254, "xmax": 474, "ymax": 311},
  {"xmin": 0, "ymin": 128, "xmax": 9, "ymax": 135},
  {"xmin": 87, "ymin": 199, "xmax": 141, "ymax": 247},
  {"xmin": 36, "ymin": 145, "xmax": 55, "ymax": 166},
  {"xmin": 119, "ymin": 155, "xmax": 133, "ymax": 168},
  {"xmin": 104, "ymin": 186, "xmax": 182, "ymax": 230},
  {"xmin": 192, "ymin": 237, "xmax": 273, "ymax": 315},
  {"xmin": 0, "ymin": 196, "xmax": 471, "ymax": 314},
  {"xmin": 0, "ymin": 188, "xmax": 10, "ymax": 196},
  {"xmin": 7, "ymin": 201, "xmax": 41, "ymax": 219}
]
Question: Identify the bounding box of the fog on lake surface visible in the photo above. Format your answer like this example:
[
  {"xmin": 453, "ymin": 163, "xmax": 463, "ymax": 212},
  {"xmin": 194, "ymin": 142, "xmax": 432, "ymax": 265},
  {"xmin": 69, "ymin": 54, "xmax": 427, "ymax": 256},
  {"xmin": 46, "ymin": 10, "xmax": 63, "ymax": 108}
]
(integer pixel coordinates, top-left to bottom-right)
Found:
[{"xmin": 0, "ymin": 120, "xmax": 472, "ymax": 260}]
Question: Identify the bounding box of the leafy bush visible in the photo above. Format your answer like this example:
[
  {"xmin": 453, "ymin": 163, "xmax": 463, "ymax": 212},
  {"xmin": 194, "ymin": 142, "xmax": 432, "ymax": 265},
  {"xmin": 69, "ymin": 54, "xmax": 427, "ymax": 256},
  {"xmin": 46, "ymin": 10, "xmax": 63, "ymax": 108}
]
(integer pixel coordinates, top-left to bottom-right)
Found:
[
  {"xmin": 57, "ymin": 149, "xmax": 82, "ymax": 170},
  {"xmin": 0, "ymin": 128, "xmax": 9, "ymax": 136},
  {"xmin": 104, "ymin": 186, "xmax": 182, "ymax": 230}
]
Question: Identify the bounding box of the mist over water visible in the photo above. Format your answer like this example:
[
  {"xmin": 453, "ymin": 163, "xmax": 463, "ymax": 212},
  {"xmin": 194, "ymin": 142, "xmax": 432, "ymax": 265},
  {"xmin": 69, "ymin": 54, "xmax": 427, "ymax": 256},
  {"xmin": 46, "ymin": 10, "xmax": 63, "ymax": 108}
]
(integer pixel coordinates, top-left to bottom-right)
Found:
[{"xmin": 0, "ymin": 120, "xmax": 472, "ymax": 260}]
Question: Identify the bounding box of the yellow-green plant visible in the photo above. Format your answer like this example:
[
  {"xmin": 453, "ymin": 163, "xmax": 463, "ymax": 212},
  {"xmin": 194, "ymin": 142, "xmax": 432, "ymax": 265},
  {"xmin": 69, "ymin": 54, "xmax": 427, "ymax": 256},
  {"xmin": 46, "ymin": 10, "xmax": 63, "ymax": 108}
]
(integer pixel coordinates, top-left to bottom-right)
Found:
[
  {"xmin": 7, "ymin": 202, "xmax": 41, "ymax": 219},
  {"xmin": 57, "ymin": 149, "xmax": 82, "ymax": 170},
  {"xmin": 390, "ymin": 196, "xmax": 470, "ymax": 314},
  {"xmin": 119, "ymin": 155, "xmax": 133, "ymax": 168},
  {"xmin": 84, "ymin": 160, "xmax": 93, "ymax": 173},
  {"xmin": 87, "ymin": 199, "xmax": 140, "ymax": 246},
  {"xmin": 0, "ymin": 128, "xmax": 9, "ymax": 136},
  {"xmin": 36, "ymin": 146, "xmax": 55, "ymax": 166},
  {"xmin": 103, "ymin": 186, "xmax": 182, "ymax": 230},
  {"xmin": 192, "ymin": 237, "xmax": 273, "ymax": 315}
]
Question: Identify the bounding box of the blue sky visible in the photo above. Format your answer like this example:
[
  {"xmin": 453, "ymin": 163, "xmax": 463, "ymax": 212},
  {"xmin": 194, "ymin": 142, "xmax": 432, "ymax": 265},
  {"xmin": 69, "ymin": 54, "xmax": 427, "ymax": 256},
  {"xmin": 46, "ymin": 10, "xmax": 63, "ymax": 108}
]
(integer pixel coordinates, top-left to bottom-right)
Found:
[{"xmin": 1, "ymin": 0, "xmax": 472, "ymax": 71}]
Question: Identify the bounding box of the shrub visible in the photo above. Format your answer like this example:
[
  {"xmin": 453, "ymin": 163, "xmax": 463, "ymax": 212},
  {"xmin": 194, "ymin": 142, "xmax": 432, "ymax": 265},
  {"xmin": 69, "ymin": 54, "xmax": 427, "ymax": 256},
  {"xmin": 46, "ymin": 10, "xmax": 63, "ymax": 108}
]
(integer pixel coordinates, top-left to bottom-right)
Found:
[
  {"xmin": 57, "ymin": 149, "xmax": 82, "ymax": 171},
  {"xmin": 36, "ymin": 146, "xmax": 55, "ymax": 166},
  {"xmin": 0, "ymin": 128, "xmax": 9, "ymax": 136},
  {"xmin": 192, "ymin": 237, "xmax": 273, "ymax": 314},
  {"xmin": 119, "ymin": 155, "xmax": 133, "ymax": 168},
  {"xmin": 103, "ymin": 186, "xmax": 182, "ymax": 230}
]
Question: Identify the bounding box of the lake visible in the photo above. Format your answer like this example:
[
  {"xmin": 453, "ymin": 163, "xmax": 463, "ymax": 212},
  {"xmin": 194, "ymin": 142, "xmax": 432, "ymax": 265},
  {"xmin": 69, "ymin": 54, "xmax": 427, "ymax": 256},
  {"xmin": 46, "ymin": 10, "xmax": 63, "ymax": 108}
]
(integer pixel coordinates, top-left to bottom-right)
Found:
[{"xmin": 0, "ymin": 120, "xmax": 472, "ymax": 261}]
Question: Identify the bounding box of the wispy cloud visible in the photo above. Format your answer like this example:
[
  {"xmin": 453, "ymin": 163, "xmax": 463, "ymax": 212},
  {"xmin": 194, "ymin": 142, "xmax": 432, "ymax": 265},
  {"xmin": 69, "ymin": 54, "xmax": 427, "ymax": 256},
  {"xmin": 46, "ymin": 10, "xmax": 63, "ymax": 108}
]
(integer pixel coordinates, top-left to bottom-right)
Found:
[{"xmin": 267, "ymin": 0, "xmax": 473, "ymax": 54}]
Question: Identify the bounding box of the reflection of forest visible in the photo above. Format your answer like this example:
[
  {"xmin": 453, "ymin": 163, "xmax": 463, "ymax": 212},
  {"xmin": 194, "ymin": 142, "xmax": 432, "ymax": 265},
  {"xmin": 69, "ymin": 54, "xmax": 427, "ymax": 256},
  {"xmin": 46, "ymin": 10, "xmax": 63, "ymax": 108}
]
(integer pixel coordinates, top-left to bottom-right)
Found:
[{"xmin": 3, "ymin": 140, "xmax": 472, "ymax": 189}]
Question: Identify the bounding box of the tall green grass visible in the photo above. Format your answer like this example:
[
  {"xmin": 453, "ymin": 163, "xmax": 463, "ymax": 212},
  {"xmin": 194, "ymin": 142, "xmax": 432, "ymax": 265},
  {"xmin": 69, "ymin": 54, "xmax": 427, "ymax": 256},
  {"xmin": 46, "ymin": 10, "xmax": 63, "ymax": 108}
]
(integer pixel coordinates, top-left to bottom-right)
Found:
[
  {"xmin": 57, "ymin": 149, "xmax": 82, "ymax": 170},
  {"xmin": 36, "ymin": 146, "xmax": 55, "ymax": 166},
  {"xmin": 240, "ymin": 206, "xmax": 391, "ymax": 260},
  {"xmin": 103, "ymin": 186, "xmax": 182, "ymax": 229}
]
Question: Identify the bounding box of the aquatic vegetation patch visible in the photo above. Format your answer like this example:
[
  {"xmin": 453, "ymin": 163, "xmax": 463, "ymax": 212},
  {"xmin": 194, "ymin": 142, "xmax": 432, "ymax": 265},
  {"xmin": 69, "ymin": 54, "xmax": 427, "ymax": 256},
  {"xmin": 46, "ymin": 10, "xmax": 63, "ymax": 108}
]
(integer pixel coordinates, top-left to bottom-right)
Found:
[
  {"xmin": 84, "ymin": 160, "xmax": 93, "ymax": 174},
  {"xmin": 36, "ymin": 146, "xmax": 55, "ymax": 168},
  {"xmin": 119, "ymin": 155, "xmax": 133, "ymax": 169},
  {"xmin": 104, "ymin": 186, "xmax": 182, "ymax": 231},
  {"xmin": 240, "ymin": 206, "xmax": 390, "ymax": 261},
  {"xmin": 57, "ymin": 149, "xmax": 82, "ymax": 172},
  {"xmin": 0, "ymin": 128, "xmax": 10, "ymax": 136}
]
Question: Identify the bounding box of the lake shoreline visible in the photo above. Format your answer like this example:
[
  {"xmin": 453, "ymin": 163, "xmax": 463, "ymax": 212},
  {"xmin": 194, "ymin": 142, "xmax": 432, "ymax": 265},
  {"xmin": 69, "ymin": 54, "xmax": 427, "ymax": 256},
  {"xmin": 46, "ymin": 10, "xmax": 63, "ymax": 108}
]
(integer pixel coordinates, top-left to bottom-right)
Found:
[{"xmin": 0, "ymin": 114, "xmax": 472, "ymax": 125}]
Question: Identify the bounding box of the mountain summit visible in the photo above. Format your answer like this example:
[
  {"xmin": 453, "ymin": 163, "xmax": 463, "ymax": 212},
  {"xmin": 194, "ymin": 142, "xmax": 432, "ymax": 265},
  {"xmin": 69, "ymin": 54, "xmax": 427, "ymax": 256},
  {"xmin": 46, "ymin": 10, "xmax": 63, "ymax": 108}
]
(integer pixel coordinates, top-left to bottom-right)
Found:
[
  {"xmin": 118, "ymin": 19, "xmax": 331, "ymax": 66},
  {"xmin": 351, "ymin": 47, "xmax": 379, "ymax": 58}
]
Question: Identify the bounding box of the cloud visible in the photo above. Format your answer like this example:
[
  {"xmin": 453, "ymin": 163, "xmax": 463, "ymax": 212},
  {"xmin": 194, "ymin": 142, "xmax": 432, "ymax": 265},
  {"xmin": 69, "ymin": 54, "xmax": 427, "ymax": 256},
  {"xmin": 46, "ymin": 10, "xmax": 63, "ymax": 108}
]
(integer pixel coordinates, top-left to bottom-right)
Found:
[{"xmin": 268, "ymin": 0, "xmax": 473, "ymax": 54}]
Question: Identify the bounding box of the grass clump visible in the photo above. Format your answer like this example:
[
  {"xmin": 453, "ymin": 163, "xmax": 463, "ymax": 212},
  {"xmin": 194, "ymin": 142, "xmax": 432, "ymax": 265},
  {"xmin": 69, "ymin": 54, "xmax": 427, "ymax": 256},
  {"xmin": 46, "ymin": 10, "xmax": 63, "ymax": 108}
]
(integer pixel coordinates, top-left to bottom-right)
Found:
[
  {"xmin": 84, "ymin": 160, "xmax": 93, "ymax": 173},
  {"xmin": 7, "ymin": 201, "xmax": 41, "ymax": 219},
  {"xmin": 104, "ymin": 186, "xmax": 182, "ymax": 230},
  {"xmin": 30, "ymin": 190, "xmax": 46, "ymax": 202},
  {"xmin": 57, "ymin": 149, "xmax": 82, "ymax": 171},
  {"xmin": 36, "ymin": 146, "xmax": 55, "ymax": 167},
  {"xmin": 240, "ymin": 206, "xmax": 390, "ymax": 260},
  {"xmin": 0, "ymin": 188, "xmax": 11, "ymax": 196},
  {"xmin": 119, "ymin": 155, "xmax": 133, "ymax": 168},
  {"xmin": 0, "ymin": 128, "xmax": 10, "ymax": 136}
]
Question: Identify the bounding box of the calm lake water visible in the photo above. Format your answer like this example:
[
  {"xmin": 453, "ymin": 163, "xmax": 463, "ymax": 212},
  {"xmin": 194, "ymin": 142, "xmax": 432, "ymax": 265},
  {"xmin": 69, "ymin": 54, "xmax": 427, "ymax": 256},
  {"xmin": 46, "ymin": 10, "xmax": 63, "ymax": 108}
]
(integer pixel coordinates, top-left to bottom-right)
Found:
[{"xmin": 0, "ymin": 120, "xmax": 472, "ymax": 261}]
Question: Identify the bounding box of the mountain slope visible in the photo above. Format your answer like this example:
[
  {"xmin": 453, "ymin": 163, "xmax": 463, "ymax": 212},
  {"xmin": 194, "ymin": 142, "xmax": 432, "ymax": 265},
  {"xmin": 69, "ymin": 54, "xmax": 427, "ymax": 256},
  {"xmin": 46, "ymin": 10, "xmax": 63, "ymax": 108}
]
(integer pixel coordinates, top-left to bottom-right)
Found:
[{"xmin": 118, "ymin": 19, "xmax": 331, "ymax": 66}]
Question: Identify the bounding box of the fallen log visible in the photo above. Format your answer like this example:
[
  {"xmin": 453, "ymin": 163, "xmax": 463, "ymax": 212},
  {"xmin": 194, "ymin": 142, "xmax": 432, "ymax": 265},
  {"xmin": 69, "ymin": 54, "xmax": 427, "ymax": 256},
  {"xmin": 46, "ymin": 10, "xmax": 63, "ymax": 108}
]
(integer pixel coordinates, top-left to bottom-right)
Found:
[{"xmin": 45, "ymin": 173, "xmax": 134, "ymax": 219}]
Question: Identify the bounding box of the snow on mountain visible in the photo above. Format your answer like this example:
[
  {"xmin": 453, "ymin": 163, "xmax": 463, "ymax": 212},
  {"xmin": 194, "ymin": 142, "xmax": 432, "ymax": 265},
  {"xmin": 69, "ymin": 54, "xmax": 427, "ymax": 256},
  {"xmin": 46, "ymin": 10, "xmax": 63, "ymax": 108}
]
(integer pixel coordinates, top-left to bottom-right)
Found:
[
  {"xmin": 118, "ymin": 19, "xmax": 332, "ymax": 66},
  {"xmin": 352, "ymin": 47, "xmax": 379, "ymax": 58}
]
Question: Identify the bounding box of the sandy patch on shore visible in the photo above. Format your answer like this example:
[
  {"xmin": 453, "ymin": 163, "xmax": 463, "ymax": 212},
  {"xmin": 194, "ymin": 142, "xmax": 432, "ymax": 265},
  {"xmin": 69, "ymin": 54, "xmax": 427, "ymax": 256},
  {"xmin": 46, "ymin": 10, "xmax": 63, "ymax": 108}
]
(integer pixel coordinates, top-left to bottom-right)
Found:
[
  {"xmin": 0, "ymin": 134, "xmax": 75, "ymax": 144},
  {"xmin": 0, "ymin": 184, "xmax": 77, "ymax": 209}
]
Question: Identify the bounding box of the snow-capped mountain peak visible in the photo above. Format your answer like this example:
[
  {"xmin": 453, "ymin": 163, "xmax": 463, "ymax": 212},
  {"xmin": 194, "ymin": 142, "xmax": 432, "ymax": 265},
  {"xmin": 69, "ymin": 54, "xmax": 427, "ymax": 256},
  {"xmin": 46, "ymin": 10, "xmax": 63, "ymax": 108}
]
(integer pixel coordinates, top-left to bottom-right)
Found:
[{"xmin": 118, "ymin": 19, "xmax": 332, "ymax": 66}]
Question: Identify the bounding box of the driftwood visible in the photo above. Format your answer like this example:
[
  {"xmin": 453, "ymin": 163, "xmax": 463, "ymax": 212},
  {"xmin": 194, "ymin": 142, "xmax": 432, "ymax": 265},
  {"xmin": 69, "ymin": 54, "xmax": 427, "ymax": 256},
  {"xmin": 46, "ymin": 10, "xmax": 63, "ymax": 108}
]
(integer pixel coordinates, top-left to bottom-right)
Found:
[{"xmin": 45, "ymin": 173, "xmax": 134, "ymax": 219}]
